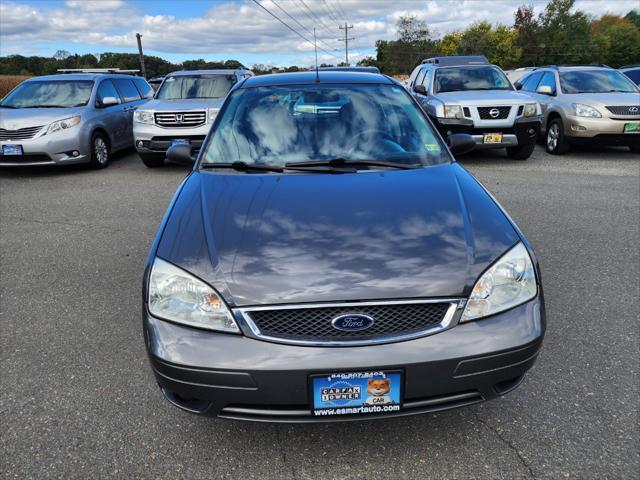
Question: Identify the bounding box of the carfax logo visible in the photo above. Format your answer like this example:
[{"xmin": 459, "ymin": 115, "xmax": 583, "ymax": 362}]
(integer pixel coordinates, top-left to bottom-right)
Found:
[{"xmin": 321, "ymin": 380, "xmax": 361, "ymax": 405}]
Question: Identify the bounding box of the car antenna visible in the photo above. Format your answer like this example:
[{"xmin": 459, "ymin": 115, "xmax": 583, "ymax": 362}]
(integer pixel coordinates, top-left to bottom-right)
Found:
[{"xmin": 314, "ymin": 28, "xmax": 320, "ymax": 83}]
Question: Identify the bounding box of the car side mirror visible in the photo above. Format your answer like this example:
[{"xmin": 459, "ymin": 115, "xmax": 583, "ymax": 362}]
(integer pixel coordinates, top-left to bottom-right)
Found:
[
  {"xmin": 536, "ymin": 85, "xmax": 554, "ymax": 96},
  {"xmin": 447, "ymin": 133, "xmax": 475, "ymax": 156},
  {"xmin": 100, "ymin": 96, "xmax": 119, "ymax": 107},
  {"xmin": 413, "ymin": 84, "xmax": 427, "ymax": 95},
  {"xmin": 514, "ymin": 82, "xmax": 523, "ymax": 90},
  {"xmin": 167, "ymin": 144, "xmax": 195, "ymax": 166}
]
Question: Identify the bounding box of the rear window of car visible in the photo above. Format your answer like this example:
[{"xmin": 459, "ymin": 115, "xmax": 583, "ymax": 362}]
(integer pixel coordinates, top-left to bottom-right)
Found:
[
  {"xmin": 132, "ymin": 77, "xmax": 154, "ymax": 99},
  {"xmin": 113, "ymin": 78, "xmax": 141, "ymax": 102}
]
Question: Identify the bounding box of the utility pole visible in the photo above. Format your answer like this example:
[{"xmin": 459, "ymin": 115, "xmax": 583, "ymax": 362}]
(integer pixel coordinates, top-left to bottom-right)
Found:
[
  {"xmin": 338, "ymin": 23, "xmax": 354, "ymax": 66},
  {"xmin": 136, "ymin": 33, "xmax": 147, "ymax": 78}
]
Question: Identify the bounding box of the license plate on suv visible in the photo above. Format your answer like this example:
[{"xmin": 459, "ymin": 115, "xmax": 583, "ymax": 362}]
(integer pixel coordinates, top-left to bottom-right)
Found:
[
  {"xmin": 311, "ymin": 370, "xmax": 402, "ymax": 417},
  {"xmin": 624, "ymin": 123, "xmax": 640, "ymax": 134},
  {"xmin": 170, "ymin": 139, "xmax": 190, "ymax": 146},
  {"xmin": 483, "ymin": 133, "xmax": 503, "ymax": 143},
  {"xmin": 2, "ymin": 144, "xmax": 23, "ymax": 155}
]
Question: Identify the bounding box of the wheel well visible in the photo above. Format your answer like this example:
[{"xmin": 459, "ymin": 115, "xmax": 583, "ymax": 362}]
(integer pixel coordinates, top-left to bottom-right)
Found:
[
  {"xmin": 91, "ymin": 128, "xmax": 111, "ymax": 150},
  {"xmin": 546, "ymin": 111, "xmax": 562, "ymax": 131}
]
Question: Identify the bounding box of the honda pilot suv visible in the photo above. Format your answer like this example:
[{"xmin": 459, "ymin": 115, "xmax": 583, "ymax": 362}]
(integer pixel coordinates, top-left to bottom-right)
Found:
[
  {"xmin": 133, "ymin": 69, "xmax": 253, "ymax": 167},
  {"xmin": 516, "ymin": 65, "xmax": 640, "ymax": 154},
  {"xmin": 407, "ymin": 56, "xmax": 542, "ymax": 160}
]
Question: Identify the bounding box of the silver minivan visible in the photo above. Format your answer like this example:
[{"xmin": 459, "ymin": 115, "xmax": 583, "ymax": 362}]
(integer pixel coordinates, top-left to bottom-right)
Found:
[{"xmin": 0, "ymin": 72, "xmax": 153, "ymax": 169}]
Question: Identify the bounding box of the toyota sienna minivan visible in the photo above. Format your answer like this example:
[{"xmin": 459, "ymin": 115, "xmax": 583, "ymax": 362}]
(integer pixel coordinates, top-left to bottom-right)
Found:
[{"xmin": 142, "ymin": 71, "xmax": 545, "ymax": 422}]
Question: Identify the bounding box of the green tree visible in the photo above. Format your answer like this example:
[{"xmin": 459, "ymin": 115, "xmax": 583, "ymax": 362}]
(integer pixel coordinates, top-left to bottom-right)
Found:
[
  {"xmin": 514, "ymin": 4, "xmax": 540, "ymax": 65},
  {"xmin": 537, "ymin": 0, "xmax": 593, "ymax": 65},
  {"xmin": 590, "ymin": 15, "xmax": 640, "ymax": 67}
]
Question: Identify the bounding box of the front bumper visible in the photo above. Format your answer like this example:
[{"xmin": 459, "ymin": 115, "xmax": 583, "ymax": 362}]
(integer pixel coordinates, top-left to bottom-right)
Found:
[
  {"xmin": 134, "ymin": 122, "xmax": 210, "ymax": 154},
  {"xmin": 144, "ymin": 297, "xmax": 545, "ymax": 422},
  {"xmin": 0, "ymin": 130, "xmax": 89, "ymax": 167},
  {"xmin": 563, "ymin": 114, "xmax": 640, "ymax": 144},
  {"xmin": 435, "ymin": 117, "xmax": 541, "ymax": 149}
]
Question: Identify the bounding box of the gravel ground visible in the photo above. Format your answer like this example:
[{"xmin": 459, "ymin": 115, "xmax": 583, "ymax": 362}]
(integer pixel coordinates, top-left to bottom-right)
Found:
[{"xmin": 1, "ymin": 144, "xmax": 638, "ymax": 479}]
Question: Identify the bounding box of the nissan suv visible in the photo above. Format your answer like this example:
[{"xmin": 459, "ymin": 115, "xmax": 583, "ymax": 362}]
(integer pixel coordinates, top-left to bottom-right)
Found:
[
  {"xmin": 0, "ymin": 71, "xmax": 153, "ymax": 169},
  {"xmin": 407, "ymin": 56, "xmax": 542, "ymax": 160},
  {"xmin": 133, "ymin": 69, "xmax": 253, "ymax": 167},
  {"xmin": 516, "ymin": 66, "xmax": 640, "ymax": 154}
]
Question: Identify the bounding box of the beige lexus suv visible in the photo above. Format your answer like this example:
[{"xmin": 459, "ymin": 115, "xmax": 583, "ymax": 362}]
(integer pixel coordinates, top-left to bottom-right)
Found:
[{"xmin": 515, "ymin": 66, "xmax": 640, "ymax": 154}]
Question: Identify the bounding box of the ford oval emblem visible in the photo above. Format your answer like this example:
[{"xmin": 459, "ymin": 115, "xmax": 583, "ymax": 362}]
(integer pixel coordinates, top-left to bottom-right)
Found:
[{"xmin": 331, "ymin": 314, "xmax": 375, "ymax": 332}]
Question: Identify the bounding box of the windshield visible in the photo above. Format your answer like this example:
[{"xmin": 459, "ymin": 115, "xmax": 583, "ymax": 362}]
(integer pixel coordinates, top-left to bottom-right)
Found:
[
  {"xmin": 559, "ymin": 70, "xmax": 638, "ymax": 93},
  {"xmin": 200, "ymin": 84, "xmax": 449, "ymax": 168},
  {"xmin": 0, "ymin": 80, "xmax": 94, "ymax": 108},
  {"xmin": 156, "ymin": 74, "xmax": 235, "ymax": 100},
  {"xmin": 434, "ymin": 66, "xmax": 512, "ymax": 93}
]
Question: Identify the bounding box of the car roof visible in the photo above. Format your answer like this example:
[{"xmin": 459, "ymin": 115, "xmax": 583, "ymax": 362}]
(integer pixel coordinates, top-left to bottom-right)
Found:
[
  {"xmin": 239, "ymin": 71, "xmax": 395, "ymax": 88},
  {"xmin": 166, "ymin": 69, "xmax": 251, "ymax": 77},
  {"xmin": 26, "ymin": 73, "xmax": 140, "ymax": 81}
]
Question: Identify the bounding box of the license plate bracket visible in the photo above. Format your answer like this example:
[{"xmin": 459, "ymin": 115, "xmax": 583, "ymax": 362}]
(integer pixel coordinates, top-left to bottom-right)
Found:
[
  {"xmin": 310, "ymin": 370, "xmax": 403, "ymax": 417},
  {"xmin": 2, "ymin": 144, "xmax": 23, "ymax": 155},
  {"xmin": 483, "ymin": 133, "xmax": 503, "ymax": 143}
]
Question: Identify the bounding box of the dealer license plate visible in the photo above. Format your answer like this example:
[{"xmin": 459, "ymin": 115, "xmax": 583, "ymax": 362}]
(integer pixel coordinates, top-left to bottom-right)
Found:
[
  {"xmin": 170, "ymin": 139, "xmax": 190, "ymax": 146},
  {"xmin": 483, "ymin": 133, "xmax": 503, "ymax": 143},
  {"xmin": 311, "ymin": 370, "xmax": 402, "ymax": 417},
  {"xmin": 624, "ymin": 123, "xmax": 640, "ymax": 134},
  {"xmin": 2, "ymin": 144, "xmax": 23, "ymax": 155}
]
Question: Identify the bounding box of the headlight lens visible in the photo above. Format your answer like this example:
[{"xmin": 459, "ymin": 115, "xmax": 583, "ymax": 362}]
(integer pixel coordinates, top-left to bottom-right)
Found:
[
  {"xmin": 460, "ymin": 242, "xmax": 537, "ymax": 322},
  {"xmin": 46, "ymin": 116, "xmax": 80, "ymax": 135},
  {"xmin": 443, "ymin": 104, "xmax": 463, "ymax": 119},
  {"xmin": 134, "ymin": 110, "xmax": 154, "ymax": 124},
  {"xmin": 573, "ymin": 103, "xmax": 601, "ymax": 118},
  {"xmin": 523, "ymin": 103, "xmax": 538, "ymax": 117},
  {"xmin": 148, "ymin": 257, "xmax": 239, "ymax": 333},
  {"xmin": 207, "ymin": 108, "xmax": 220, "ymax": 123}
]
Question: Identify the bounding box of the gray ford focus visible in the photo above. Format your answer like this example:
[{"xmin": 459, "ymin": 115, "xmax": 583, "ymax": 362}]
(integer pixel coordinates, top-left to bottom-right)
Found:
[{"xmin": 143, "ymin": 71, "xmax": 545, "ymax": 422}]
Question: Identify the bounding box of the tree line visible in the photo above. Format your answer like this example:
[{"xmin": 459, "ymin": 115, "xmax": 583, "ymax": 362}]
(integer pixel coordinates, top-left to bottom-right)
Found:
[{"xmin": 361, "ymin": 0, "xmax": 640, "ymax": 75}]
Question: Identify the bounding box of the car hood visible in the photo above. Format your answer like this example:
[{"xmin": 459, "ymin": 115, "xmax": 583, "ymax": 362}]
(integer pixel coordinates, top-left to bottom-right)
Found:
[
  {"xmin": 436, "ymin": 90, "xmax": 534, "ymax": 105},
  {"xmin": 155, "ymin": 163, "xmax": 520, "ymax": 307},
  {"xmin": 0, "ymin": 106, "xmax": 83, "ymax": 129},
  {"xmin": 142, "ymin": 98, "xmax": 225, "ymax": 111}
]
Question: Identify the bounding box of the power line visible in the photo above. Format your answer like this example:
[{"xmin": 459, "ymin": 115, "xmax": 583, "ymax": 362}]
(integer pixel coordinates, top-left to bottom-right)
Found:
[
  {"xmin": 251, "ymin": 0, "xmax": 340, "ymax": 59},
  {"xmin": 332, "ymin": 0, "xmax": 349, "ymax": 23},
  {"xmin": 299, "ymin": 0, "xmax": 335, "ymax": 32},
  {"xmin": 321, "ymin": 0, "xmax": 341, "ymax": 24},
  {"xmin": 271, "ymin": 0, "xmax": 338, "ymax": 53},
  {"xmin": 292, "ymin": 0, "xmax": 336, "ymax": 40}
]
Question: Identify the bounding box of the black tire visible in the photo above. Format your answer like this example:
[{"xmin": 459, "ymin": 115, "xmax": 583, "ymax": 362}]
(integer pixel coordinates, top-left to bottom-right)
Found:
[
  {"xmin": 140, "ymin": 153, "xmax": 165, "ymax": 168},
  {"xmin": 506, "ymin": 141, "xmax": 536, "ymax": 160},
  {"xmin": 629, "ymin": 144, "xmax": 640, "ymax": 154},
  {"xmin": 545, "ymin": 118, "xmax": 570, "ymax": 155},
  {"xmin": 89, "ymin": 132, "xmax": 110, "ymax": 169}
]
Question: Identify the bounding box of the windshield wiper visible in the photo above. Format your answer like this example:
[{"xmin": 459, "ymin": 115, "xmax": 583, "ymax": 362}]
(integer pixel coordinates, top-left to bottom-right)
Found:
[
  {"xmin": 285, "ymin": 157, "xmax": 420, "ymax": 170},
  {"xmin": 201, "ymin": 161, "xmax": 284, "ymax": 172},
  {"xmin": 0, "ymin": 105, "xmax": 18, "ymax": 109},
  {"xmin": 22, "ymin": 105, "xmax": 70, "ymax": 108}
]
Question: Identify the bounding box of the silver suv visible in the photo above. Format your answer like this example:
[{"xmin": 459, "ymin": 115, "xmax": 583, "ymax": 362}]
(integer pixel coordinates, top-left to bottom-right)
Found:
[
  {"xmin": 407, "ymin": 56, "xmax": 542, "ymax": 160},
  {"xmin": 0, "ymin": 71, "xmax": 153, "ymax": 168},
  {"xmin": 133, "ymin": 69, "xmax": 253, "ymax": 167},
  {"xmin": 516, "ymin": 66, "xmax": 640, "ymax": 154}
]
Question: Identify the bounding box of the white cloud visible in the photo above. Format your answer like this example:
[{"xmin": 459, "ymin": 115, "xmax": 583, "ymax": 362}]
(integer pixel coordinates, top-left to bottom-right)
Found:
[{"xmin": 1, "ymin": 0, "xmax": 638, "ymax": 63}]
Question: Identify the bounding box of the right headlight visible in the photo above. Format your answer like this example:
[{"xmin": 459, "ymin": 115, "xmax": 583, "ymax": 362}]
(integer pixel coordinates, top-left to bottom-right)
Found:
[
  {"xmin": 148, "ymin": 257, "xmax": 239, "ymax": 333},
  {"xmin": 443, "ymin": 104, "xmax": 463, "ymax": 119},
  {"xmin": 460, "ymin": 242, "xmax": 537, "ymax": 322},
  {"xmin": 134, "ymin": 110, "xmax": 154, "ymax": 124}
]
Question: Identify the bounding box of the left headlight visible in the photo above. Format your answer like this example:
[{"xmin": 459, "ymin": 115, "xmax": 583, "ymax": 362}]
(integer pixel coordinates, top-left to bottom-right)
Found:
[
  {"xmin": 148, "ymin": 257, "xmax": 240, "ymax": 333},
  {"xmin": 573, "ymin": 103, "xmax": 601, "ymax": 118},
  {"xmin": 523, "ymin": 103, "xmax": 538, "ymax": 117},
  {"xmin": 134, "ymin": 110, "xmax": 154, "ymax": 124},
  {"xmin": 460, "ymin": 242, "xmax": 537, "ymax": 322},
  {"xmin": 45, "ymin": 116, "xmax": 81, "ymax": 135}
]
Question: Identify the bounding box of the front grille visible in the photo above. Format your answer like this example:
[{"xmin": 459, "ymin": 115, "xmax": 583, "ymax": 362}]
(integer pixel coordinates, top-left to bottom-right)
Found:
[
  {"xmin": 605, "ymin": 105, "xmax": 640, "ymax": 116},
  {"xmin": 477, "ymin": 106, "xmax": 511, "ymax": 120},
  {"xmin": 0, "ymin": 126, "xmax": 44, "ymax": 140},
  {"xmin": 244, "ymin": 301, "xmax": 455, "ymax": 344},
  {"xmin": 154, "ymin": 111, "xmax": 206, "ymax": 128}
]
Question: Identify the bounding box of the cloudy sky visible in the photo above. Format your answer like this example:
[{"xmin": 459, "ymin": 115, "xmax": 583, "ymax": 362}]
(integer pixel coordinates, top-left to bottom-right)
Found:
[{"xmin": 0, "ymin": 0, "xmax": 637, "ymax": 66}]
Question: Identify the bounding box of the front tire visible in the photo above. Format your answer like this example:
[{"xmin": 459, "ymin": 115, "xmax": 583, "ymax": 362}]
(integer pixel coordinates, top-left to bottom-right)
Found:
[
  {"xmin": 140, "ymin": 153, "xmax": 165, "ymax": 168},
  {"xmin": 546, "ymin": 119, "xmax": 570, "ymax": 155},
  {"xmin": 89, "ymin": 132, "xmax": 110, "ymax": 169},
  {"xmin": 506, "ymin": 141, "xmax": 536, "ymax": 160}
]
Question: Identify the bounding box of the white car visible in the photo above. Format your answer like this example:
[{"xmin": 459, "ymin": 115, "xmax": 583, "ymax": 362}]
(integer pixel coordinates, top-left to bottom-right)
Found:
[{"xmin": 133, "ymin": 69, "xmax": 253, "ymax": 168}]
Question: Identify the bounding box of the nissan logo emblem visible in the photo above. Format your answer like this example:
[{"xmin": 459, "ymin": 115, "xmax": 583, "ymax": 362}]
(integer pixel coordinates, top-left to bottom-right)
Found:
[
  {"xmin": 175, "ymin": 114, "xmax": 184, "ymax": 123},
  {"xmin": 489, "ymin": 108, "xmax": 501, "ymax": 118},
  {"xmin": 630, "ymin": 106, "xmax": 639, "ymax": 113}
]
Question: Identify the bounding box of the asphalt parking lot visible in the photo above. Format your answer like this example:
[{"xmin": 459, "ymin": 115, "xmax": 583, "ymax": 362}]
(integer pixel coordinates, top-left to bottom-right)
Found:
[{"xmin": 1, "ymin": 144, "xmax": 638, "ymax": 480}]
